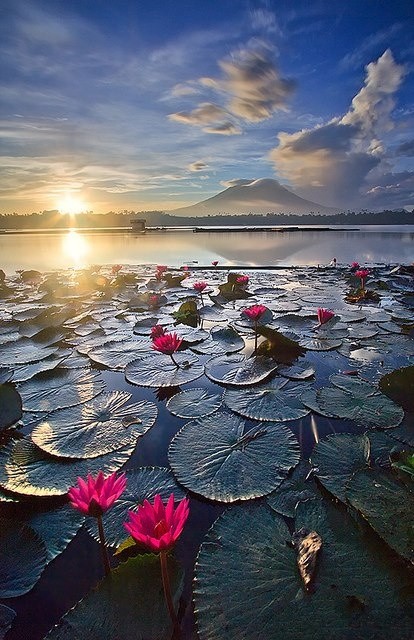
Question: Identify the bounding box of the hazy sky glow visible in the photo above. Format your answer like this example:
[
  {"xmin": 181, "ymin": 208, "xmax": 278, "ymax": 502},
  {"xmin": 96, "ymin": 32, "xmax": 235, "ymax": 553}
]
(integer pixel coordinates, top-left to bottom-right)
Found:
[{"xmin": 1, "ymin": 0, "xmax": 413, "ymax": 214}]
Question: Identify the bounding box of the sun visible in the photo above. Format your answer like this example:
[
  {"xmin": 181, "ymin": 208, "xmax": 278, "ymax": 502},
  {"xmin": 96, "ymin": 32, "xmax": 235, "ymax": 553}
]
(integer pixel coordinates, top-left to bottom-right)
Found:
[{"xmin": 57, "ymin": 195, "xmax": 88, "ymax": 215}]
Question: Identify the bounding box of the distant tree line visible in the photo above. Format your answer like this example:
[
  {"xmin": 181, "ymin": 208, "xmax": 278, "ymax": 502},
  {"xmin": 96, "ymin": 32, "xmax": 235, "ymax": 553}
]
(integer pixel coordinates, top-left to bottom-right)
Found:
[{"xmin": 0, "ymin": 208, "xmax": 413, "ymax": 230}]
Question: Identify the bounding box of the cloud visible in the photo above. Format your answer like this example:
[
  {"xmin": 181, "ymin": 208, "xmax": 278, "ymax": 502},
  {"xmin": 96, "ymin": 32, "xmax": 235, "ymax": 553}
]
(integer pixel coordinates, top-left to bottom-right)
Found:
[
  {"xmin": 201, "ymin": 48, "xmax": 295, "ymax": 122},
  {"xmin": 365, "ymin": 171, "xmax": 414, "ymax": 208},
  {"xmin": 169, "ymin": 83, "xmax": 201, "ymax": 98},
  {"xmin": 220, "ymin": 178, "xmax": 255, "ymax": 188},
  {"xmin": 249, "ymin": 9, "xmax": 281, "ymax": 35},
  {"xmin": 203, "ymin": 122, "xmax": 242, "ymax": 135},
  {"xmin": 168, "ymin": 103, "xmax": 229, "ymax": 125},
  {"xmin": 188, "ymin": 161, "xmax": 208, "ymax": 171},
  {"xmin": 269, "ymin": 50, "xmax": 406, "ymax": 207},
  {"xmin": 397, "ymin": 139, "xmax": 414, "ymax": 156}
]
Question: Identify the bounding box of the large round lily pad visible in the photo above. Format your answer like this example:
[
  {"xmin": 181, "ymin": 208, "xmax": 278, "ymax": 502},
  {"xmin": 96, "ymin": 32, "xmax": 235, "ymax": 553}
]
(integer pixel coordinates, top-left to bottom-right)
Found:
[
  {"xmin": 0, "ymin": 517, "xmax": 47, "ymax": 598},
  {"xmin": 86, "ymin": 467, "xmax": 185, "ymax": 547},
  {"xmin": 87, "ymin": 339, "xmax": 151, "ymax": 369},
  {"xmin": 191, "ymin": 326, "xmax": 244, "ymax": 355},
  {"xmin": 46, "ymin": 554, "xmax": 183, "ymax": 640},
  {"xmin": 0, "ymin": 339, "xmax": 58, "ymax": 366},
  {"xmin": 311, "ymin": 433, "xmax": 370, "ymax": 501},
  {"xmin": 125, "ymin": 353, "xmax": 204, "ymax": 387},
  {"xmin": 223, "ymin": 378, "xmax": 311, "ymax": 422},
  {"xmin": 266, "ymin": 461, "xmax": 318, "ymax": 517},
  {"xmin": 346, "ymin": 469, "xmax": 414, "ymax": 565},
  {"xmin": 299, "ymin": 337, "xmax": 343, "ymax": 351},
  {"xmin": 194, "ymin": 500, "xmax": 414, "ymax": 640},
  {"xmin": 166, "ymin": 388, "xmax": 223, "ymax": 419},
  {"xmin": 0, "ymin": 438, "xmax": 135, "ymax": 497},
  {"xmin": 168, "ymin": 411, "xmax": 300, "ymax": 502},
  {"xmin": 0, "ymin": 384, "xmax": 22, "ymax": 430},
  {"xmin": 28, "ymin": 505, "xmax": 85, "ymax": 563},
  {"xmin": 204, "ymin": 354, "xmax": 278, "ymax": 387},
  {"xmin": 31, "ymin": 391, "xmax": 157, "ymax": 459},
  {"xmin": 19, "ymin": 369, "xmax": 105, "ymax": 413}
]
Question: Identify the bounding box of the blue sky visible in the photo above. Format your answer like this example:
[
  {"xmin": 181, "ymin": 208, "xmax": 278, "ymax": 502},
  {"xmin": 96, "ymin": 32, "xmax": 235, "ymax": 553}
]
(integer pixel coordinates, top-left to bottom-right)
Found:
[{"xmin": 0, "ymin": 0, "xmax": 413, "ymax": 214}]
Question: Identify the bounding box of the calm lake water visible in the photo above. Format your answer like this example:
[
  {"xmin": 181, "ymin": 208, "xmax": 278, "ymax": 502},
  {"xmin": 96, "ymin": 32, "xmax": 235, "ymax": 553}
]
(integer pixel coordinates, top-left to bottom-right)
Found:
[{"xmin": 1, "ymin": 225, "xmax": 413, "ymax": 272}]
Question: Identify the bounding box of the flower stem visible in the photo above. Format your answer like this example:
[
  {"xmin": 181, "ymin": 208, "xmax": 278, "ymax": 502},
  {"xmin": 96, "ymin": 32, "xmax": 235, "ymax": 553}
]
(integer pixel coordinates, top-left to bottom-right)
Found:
[
  {"xmin": 200, "ymin": 292, "xmax": 204, "ymax": 306},
  {"xmin": 170, "ymin": 353, "xmax": 180, "ymax": 368},
  {"xmin": 160, "ymin": 550, "xmax": 180, "ymax": 638},
  {"xmin": 254, "ymin": 321, "xmax": 258, "ymax": 354},
  {"xmin": 97, "ymin": 514, "xmax": 111, "ymax": 577}
]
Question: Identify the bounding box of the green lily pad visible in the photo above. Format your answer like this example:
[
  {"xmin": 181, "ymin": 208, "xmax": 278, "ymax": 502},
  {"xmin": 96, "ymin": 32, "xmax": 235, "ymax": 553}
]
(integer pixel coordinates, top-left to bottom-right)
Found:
[
  {"xmin": 330, "ymin": 374, "xmax": 377, "ymax": 397},
  {"xmin": 191, "ymin": 326, "xmax": 244, "ymax": 355},
  {"xmin": 223, "ymin": 378, "xmax": 311, "ymax": 422},
  {"xmin": 125, "ymin": 353, "xmax": 204, "ymax": 387},
  {"xmin": 0, "ymin": 438, "xmax": 135, "ymax": 497},
  {"xmin": 379, "ymin": 366, "xmax": 414, "ymax": 412},
  {"xmin": 0, "ymin": 339, "xmax": 58, "ymax": 365},
  {"xmin": 0, "ymin": 517, "xmax": 47, "ymax": 598},
  {"xmin": 86, "ymin": 467, "xmax": 185, "ymax": 547},
  {"xmin": 204, "ymin": 354, "xmax": 278, "ymax": 387},
  {"xmin": 256, "ymin": 325, "xmax": 306, "ymax": 363},
  {"xmin": 166, "ymin": 388, "xmax": 223, "ymax": 419},
  {"xmin": 0, "ymin": 368, "xmax": 13, "ymax": 384},
  {"xmin": 45, "ymin": 554, "xmax": 183, "ymax": 640},
  {"xmin": 28, "ymin": 505, "xmax": 85, "ymax": 563},
  {"xmin": 194, "ymin": 499, "xmax": 414, "ymax": 640},
  {"xmin": 346, "ymin": 469, "xmax": 414, "ymax": 564},
  {"xmin": 168, "ymin": 411, "xmax": 299, "ymax": 502},
  {"xmin": 299, "ymin": 337, "xmax": 343, "ymax": 351},
  {"xmin": 316, "ymin": 387, "xmax": 404, "ymax": 429},
  {"xmin": 278, "ymin": 360, "xmax": 315, "ymax": 380},
  {"xmin": 12, "ymin": 350, "xmax": 71, "ymax": 382},
  {"xmin": 266, "ymin": 460, "xmax": 318, "ymax": 517},
  {"xmin": 87, "ymin": 339, "xmax": 151, "ymax": 369},
  {"xmin": 0, "ymin": 604, "xmax": 16, "ymax": 639},
  {"xmin": 0, "ymin": 384, "xmax": 22, "ymax": 430},
  {"xmin": 31, "ymin": 392, "xmax": 157, "ymax": 459},
  {"xmin": 311, "ymin": 433, "xmax": 370, "ymax": 501},
  {"xmin": 19, "ymin": 369, "xmax": 105, "ymax": 413}
]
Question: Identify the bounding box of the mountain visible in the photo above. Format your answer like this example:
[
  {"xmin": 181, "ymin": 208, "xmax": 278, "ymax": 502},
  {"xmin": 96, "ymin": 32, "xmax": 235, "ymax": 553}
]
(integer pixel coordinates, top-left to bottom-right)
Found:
[{"xmin": 170, "ymin": 179, "xmax": 340, "ymax": 216}]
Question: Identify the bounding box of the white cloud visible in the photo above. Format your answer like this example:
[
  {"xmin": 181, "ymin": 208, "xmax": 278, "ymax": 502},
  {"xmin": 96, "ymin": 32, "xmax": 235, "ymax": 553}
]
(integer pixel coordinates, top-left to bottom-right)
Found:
[
  {"xmin": 168, "ymin": 103, "xmax": 229, "ymax": 125},
  {"xmin": 188, "ymin": 161, "xmax": 208, "ymax": 171},
  {"xmin": 269, "ymin": 50, "xmax": 406, "ymax": 207},
  {"xmin": 220, "ymin": 178, "xmax": 255, "ymax": 188}
]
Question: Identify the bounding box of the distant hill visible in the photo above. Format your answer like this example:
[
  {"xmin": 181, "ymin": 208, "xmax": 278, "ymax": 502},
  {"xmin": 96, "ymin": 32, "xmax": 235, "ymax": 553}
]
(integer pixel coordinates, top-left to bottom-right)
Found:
[{"xmin": 170, "ymin": 178, "xmax": 339, "ymax": 216}]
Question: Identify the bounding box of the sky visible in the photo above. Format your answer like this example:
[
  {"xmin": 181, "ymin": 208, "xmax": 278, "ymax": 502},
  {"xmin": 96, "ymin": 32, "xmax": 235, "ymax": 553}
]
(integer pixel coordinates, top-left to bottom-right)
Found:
[{"xmin": 0, "ymin": 0, "xmax": 413, "ymax": 215}]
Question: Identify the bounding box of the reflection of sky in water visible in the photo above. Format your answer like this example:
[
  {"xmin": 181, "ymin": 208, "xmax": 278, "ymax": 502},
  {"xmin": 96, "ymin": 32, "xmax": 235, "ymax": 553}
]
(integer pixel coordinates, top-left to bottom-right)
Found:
[{"xmin": 0, "ymin": 226, "xmax": 413, "ymax": 272}]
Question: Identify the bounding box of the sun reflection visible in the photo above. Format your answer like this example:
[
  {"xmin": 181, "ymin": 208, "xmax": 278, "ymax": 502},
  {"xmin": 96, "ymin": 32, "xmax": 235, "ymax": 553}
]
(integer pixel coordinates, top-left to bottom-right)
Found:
[
  {"xmin": 57, "ymin": 195, "xmax": 87, "ymax": 215},
  {"xmin": 310, "ymin": 414, "xmax": 319, "ymax": 444},
  {"xmin": 62, "ymin": 230, "xmax": 89, "ymax": 267}
]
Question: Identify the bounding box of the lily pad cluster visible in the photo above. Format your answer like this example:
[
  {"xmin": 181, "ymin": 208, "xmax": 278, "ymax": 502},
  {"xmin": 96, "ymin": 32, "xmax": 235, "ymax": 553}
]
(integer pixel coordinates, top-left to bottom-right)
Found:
[{"xmin": 0, "ymin": 263, "xmax": 413, "ymax": 640}]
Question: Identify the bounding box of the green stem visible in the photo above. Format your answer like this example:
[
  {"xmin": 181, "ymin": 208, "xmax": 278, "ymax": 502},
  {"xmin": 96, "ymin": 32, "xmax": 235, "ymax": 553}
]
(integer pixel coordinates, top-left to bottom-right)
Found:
[
  {"xmin": 200, "ymin": 292, "xmax": 204, "ymax": 306},
  {"xmin": 170, "ymin": 353, "xmax": 180, "ymax": 368},
  {"xmin": 254, "ymin": 321, "xmax": 258, "ymax": 354},
  {"xmin": 97, "ymin": 514, "xmax": 111, "ymax": 577},
  {"xmin": 160, "ymin": 550, "xmax": 180, "ymax": 639}
]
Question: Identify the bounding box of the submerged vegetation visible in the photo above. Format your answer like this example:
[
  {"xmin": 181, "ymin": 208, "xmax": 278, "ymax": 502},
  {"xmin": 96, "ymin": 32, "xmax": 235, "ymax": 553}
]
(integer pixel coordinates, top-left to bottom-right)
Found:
[{"xmin": 0, "ymin": 261, "xmax": 413, "ymax": 639}]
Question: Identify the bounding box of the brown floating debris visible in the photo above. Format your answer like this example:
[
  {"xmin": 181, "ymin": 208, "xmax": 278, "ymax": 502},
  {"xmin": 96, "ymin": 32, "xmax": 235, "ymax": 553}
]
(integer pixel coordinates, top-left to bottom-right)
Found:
[{"xmin": 292, "ymin": 527, "xmax": 322, "ymax": 592}]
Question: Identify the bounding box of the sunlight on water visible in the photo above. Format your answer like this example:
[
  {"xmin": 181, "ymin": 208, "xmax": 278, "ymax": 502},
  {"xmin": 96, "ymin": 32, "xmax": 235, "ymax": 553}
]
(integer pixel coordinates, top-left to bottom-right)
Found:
[{"xmin": 62, "ymin": 230, "xmax": 89, "ymax": 267}]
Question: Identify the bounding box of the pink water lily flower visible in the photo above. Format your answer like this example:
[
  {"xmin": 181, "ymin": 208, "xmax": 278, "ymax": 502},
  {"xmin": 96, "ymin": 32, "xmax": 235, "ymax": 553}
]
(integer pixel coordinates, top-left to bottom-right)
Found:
[
  {"xmin": 156, "ymin": 265, "xmax": 168, "ymax": 273},
  {"xmin": 355, "ymin": 269, "xmax": 370, "ymax": 281},
  {"xmin": 151, "ymin": 324, "xmax": 166, "ymax": 339},
  {"xmin": 243, "ymin": 304, "xmax": 268, "ymax": 322},
  {"xmin": 111, "ymin": 264, "xmax": 122, "ymax": 274},
  {"xmin": 68, "ymin": 471, "xmax": 126, "ymax": 517},
  {"xmin": 350, "ymin": 261, "xmax": 360, "ymax": 270},
  {"xmin": 152, "ymin": 332, "xmax": 182, "ymax": 355},
  {"xmin": 124, "ymin": 493, "xmax": 190, "ymax": 553},
  {"xmin": 236, "ymin": 275, "xmax": 249, "ymax": 286},
  {"xmin": 149, "ymin": 294, "xmax": 160, "ymax": 307},
  {"xmin": 193, "ymin": 281, "xmax": 207, "ymax": 293},
  {"xmin": 211, "ymin": 260, "xmax": 219, "ymax": 267},
  {"xmin": 317, "ymin": 308, "xmax": 335, "ymax": 326}
]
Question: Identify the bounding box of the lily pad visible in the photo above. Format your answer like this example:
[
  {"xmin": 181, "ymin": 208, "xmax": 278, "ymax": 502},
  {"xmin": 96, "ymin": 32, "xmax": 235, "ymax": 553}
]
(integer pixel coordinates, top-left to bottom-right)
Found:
[
  {"xmin": 191, "ymin": 326, "xmax": 244, "ymax": 355},
  {"xmin": 30, "ymin": 391, "xmax": 157, "ymax": 459},
  {"xmin": 278, "ymin": 360, "xmax": 315, "ymax": 380},
  {"xmin": 311, "ymin": 433, "xmax": 370, "ymax": 501},
  {"xmin": 0, "ymin": 604, "xmax": 16, "ymax": 639},
  {"xmin": 204, "ymin": 354, "xmax": 278, "ymax": 387},
  {"xmin": 28, "ymin": 505, "xmax": 85, "ymax": 563},
  {"xmin": 0, "ymin": 339, "xmax": 58, "ymax": 365},
  {"xmin": 46, "ymin": 554, "xmax": 183, "ymax": 640},
  {"xmin": 379, "ymin": 366, "xmax": 414, "ymax": 412},
  {"xmin": 125, "ymin": 353, "xmax": 204, "ymax": 387},
  {"xmin": 0, "ymin": 384, "xmax": 22, "ymax": 430},
  {"xmin": 299, "ymin": 337, "xmax": 343, "ymax": 351},
  {"xmin": 267, "ymin": 461, "xmax": 318, "ymax": 517},
  {"xmin": 168, "ymin": 411, "xmax": 300, "ymax": 502},
  {"xmin": 166, "ymin": 388, "xmax": 223, "ymax": 419},
  {"xmin": 87, "ymin": 339, "xmax": 151, "ymax": 369},
  {"xmin": 0, "ymin": 438, "xmax": 135, "ymax": 497},
  {"xmin": 223, "ymin": 378, "xmax": 311, "ymax": 422},
  {"xmin": 19, "ymin": 369, "xmax": 105, "ymax": 413},
  {"xmin": 256, "ymin": 325, "xmax": 306, "ymax": 363},
  {"xmin": 86, "ymin": 467, "xmax": 185, "ymax": 547},
  {"xmin": 0, "ymin": 517, "xmax": 47, "ymax": 598},
  {"xmin": 194, "ymin": 499, "xmax": 414, "ymax": 640},
  {"xmin": 0, "ymin": 368, "xmax": 13, "ymax": 384},
  {"xmin": 346, "ymin": 469, "xmax": 414, "ymax": 564}
]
